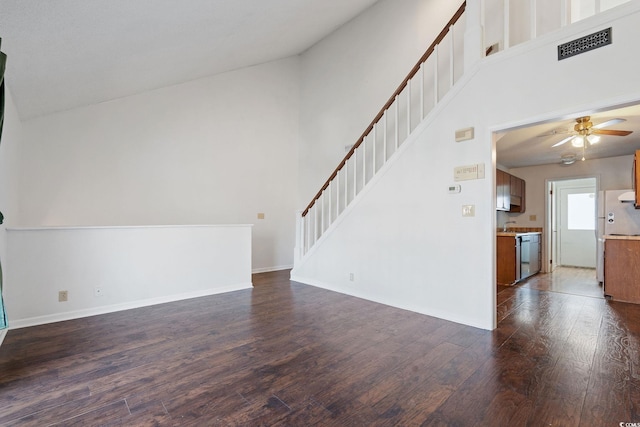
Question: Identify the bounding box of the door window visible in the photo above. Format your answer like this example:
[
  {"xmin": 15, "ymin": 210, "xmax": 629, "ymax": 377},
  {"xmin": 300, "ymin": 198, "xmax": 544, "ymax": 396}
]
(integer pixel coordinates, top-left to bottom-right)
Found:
[{"xmin": 567, "ymin": 193, "xmax": 595, "ymax": 231}]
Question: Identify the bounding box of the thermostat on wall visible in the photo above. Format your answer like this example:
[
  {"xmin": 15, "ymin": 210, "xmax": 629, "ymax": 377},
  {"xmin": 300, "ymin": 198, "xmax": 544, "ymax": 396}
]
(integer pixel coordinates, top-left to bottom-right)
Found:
[{"xmin": 448, "ymin": 184, "xmax": 461, "ymax": 194}]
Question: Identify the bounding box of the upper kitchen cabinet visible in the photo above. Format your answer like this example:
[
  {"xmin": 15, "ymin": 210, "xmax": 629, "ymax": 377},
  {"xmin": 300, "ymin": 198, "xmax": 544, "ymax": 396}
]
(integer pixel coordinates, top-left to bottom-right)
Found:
[
  {"xmin": 496, "ymin": 169, "xmax": 510, "ymax": 211},
  {"xmin": 510, "ymin": 175, "xmax": 525, "ymax": 213},
  {"xmin": 496, "ymin": 170, "xmax": 525, "ymax": 213}
]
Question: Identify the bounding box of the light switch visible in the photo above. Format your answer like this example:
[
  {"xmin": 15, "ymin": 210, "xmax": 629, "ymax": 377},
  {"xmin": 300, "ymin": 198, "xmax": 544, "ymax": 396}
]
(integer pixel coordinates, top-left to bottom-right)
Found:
[
  {"xmin": 529, "ymin": 215, "xmax": 537, "ymax": 221},
  {"xmin": 462, "ymin": 205, "xmax": 475, "ymax": 217}
]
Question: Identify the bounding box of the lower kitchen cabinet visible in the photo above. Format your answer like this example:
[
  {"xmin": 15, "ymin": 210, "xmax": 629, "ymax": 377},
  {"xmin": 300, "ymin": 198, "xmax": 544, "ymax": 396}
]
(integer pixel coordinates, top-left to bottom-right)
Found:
[
  {"xmin": 497, "ymin": 236, "xmax": 518, "ymax": 285},
  {"xmin": 604, "ymin": 238, "xmax": 640, "ymax": 304}
]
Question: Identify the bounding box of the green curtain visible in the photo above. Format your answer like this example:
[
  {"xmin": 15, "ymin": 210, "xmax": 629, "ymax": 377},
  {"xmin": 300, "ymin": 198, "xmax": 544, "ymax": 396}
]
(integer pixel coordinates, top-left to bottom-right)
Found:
[{"xmin": 0, "ymin": 39, "xmax": 7, "ymax": 330}]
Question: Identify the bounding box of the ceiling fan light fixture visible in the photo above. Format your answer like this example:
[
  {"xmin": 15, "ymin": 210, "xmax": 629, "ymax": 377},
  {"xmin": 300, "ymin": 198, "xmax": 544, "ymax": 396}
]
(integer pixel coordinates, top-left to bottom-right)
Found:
[
  {"xmin": 571, "ymin": 136, "xmax": 584, "ymax": 147},
  {"xmin": 587, "ymin": 134, "xmax": 601, "ymax": 144}
]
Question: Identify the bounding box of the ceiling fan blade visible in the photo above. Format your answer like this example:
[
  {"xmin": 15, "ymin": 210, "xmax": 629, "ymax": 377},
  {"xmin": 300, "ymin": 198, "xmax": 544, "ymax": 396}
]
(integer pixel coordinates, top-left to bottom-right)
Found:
[
  {"xmin": 593, "ymin": 118, "xmax": 626, "ymax": 129},
  {"xmin": 551, "ymin": 136, "xmax": 574, "ymax": 147},
  {"xmin": 592, "ymin": 129, "xmax": 633, "ymax": 136}
]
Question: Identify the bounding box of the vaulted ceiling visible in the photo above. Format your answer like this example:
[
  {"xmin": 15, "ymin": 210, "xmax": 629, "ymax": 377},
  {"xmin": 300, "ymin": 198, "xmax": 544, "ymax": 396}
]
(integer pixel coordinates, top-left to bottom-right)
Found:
[
  {"xmin": 2, "ymin": 0, "xmax": 639, "ymax": 168},
  {"xmin": 0, "ymin": 0, "xmax": 380, "ymax": 120}
]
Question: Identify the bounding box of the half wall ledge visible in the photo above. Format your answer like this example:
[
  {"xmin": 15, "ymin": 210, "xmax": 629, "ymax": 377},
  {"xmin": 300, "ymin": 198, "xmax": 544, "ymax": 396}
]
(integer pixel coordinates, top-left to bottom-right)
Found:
[{"xmin": 5, "ymin": 224, "xmax": 253, "ymax": 328}]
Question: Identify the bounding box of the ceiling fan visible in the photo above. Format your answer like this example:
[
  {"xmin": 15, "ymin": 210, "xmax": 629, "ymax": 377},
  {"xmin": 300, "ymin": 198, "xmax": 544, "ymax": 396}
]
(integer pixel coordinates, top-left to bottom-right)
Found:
[{"xmin": 550, "ymin": 116, "xmax": 633, "ymax": 148}]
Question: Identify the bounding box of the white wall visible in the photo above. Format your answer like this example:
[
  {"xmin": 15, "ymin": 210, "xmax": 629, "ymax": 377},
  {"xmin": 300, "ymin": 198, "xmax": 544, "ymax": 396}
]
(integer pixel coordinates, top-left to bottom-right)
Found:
[
  {"xmin": 293, "ymin": 2, "xmax": 640, "ymax": 329},
  {"xmin": 6, "ymin": 225, "xmax": 252, "ymax": 328},
  {"xmin": 298, "ymin": 0, "xmax": 463, "ymax": 206},
  {"xmin": 19, "ymin": 58, "xmax": 300, "ymax": 272}
]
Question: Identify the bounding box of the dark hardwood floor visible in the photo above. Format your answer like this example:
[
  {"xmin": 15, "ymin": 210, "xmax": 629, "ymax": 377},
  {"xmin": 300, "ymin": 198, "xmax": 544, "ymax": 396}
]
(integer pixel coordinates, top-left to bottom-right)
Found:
[{"xmin": 1, "ymin": 269, "xmax": 638, "ymax": 426}]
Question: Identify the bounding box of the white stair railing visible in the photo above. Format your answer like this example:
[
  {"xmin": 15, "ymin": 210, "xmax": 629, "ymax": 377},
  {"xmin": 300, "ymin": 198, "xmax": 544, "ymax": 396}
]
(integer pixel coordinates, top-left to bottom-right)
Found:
[
  {"xmin": 296, "ymin": 3, "xmax": 467, "ymax": 259},
  {"xmin": 486, "ymin": 0, "xmax": 631, "ymax": 54}
]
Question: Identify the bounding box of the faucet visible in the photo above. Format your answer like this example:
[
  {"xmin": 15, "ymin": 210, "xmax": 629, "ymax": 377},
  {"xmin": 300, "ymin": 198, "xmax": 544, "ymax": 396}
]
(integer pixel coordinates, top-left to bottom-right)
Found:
[{"xmin": 503, "ymin": 221, "xmax": 516, "ymax": 232}]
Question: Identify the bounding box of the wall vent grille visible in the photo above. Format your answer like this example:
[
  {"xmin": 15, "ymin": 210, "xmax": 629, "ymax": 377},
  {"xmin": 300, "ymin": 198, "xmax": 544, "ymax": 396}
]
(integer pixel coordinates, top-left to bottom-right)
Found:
[{"xmin": 558, "ymin": 28, "xmax": 612, "ymax": 60}]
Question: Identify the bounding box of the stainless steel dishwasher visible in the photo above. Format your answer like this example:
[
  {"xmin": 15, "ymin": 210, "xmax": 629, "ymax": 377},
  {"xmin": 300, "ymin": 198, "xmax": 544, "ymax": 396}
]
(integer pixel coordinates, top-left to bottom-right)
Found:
[{"xmin": 519, "ymin": 234, "xmax": 540, "ymax": 280}]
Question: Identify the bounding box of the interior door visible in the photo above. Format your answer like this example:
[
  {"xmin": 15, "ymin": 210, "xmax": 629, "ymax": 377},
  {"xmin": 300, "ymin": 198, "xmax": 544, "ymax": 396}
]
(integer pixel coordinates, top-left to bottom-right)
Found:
[{"xmin": 558, "ymin": 186, "xmax": 597, "ymax": 267}]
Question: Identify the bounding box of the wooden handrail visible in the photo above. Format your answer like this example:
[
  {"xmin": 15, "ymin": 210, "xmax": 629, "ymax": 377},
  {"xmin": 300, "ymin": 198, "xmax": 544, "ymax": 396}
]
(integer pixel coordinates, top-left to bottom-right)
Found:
[{"xmin": 302, "ymin": 2, "xmax": 466, "ymax": 217}]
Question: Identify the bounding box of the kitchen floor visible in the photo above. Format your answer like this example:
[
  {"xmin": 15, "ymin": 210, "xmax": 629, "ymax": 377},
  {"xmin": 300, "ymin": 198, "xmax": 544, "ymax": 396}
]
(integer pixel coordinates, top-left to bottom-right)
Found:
[{"xmin": 515, "ymin": 266, "xmax": 604, "ymax": 299}]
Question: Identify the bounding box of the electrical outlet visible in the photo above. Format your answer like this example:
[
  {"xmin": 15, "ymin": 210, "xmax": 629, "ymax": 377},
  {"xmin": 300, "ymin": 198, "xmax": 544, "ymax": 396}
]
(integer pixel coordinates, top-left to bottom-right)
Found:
[
  {"xmin": 94, "ymin": 287, "xmax": 103, "ymax": 297},
  {"xmin": 58, "ymin": 290, "xmax": 68, "ymax": 302},
  {"xmin": 349, "ymin": 273, "xmax": 354, "ymax": 281}
]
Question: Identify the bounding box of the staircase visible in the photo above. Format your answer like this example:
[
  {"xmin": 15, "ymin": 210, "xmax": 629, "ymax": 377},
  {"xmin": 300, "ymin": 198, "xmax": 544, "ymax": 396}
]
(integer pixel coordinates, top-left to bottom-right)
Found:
[
  {"xmin": 294, "ymin": 0, "xmax": 632, "ymax": 263},
  {"xmin": 296, "ymin": 3, "xmax": 467, "ymax": 260}
]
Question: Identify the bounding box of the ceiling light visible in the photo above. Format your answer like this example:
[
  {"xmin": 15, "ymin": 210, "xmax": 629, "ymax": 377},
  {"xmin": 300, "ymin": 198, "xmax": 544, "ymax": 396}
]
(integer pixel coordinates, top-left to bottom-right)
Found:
[
  {"xmin": 571, "ymin": 136, "xmax": 584, "ymax": 147},
  {"xmin": 560, "ymin": 154, "xmax": 576, "ymax": 165},
  {"xmin": 587, "ymin": 134, "xmax": 600, "ymax": 144}
]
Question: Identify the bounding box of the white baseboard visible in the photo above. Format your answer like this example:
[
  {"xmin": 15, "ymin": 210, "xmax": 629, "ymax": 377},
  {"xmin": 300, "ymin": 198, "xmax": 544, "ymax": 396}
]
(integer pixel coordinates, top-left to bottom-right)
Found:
[
  {"xmin": 0, "ymin": 329, "xmax": 7, "ymax": 348},
  {"xmin": 252, "ymin": 265, "xmax": 293, "ymax": 274},
  {"xmin": 8, "ymin": 282, "xmax": 252, "ymax": 330}
]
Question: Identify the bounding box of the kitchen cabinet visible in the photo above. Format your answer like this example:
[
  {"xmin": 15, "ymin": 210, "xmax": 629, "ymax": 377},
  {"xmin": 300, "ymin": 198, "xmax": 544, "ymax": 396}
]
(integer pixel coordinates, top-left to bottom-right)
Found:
[
  {"xmin": 497, "ymin": 235, "xmax": 518, "ymax": 285},
  {"xmin": 510, "ymin": 175, "xmax": 525, "ymax": 213},
  {"xmin": 496, "ymin": 170, "xmax": 525, "ymax": 212},
  {"xmin": 604, "ymin": 237, "xmax": 640, "ymax": 304},
  {"xmin": 496, "ymin": 170, "xmax": 510, "ymax": 211}
]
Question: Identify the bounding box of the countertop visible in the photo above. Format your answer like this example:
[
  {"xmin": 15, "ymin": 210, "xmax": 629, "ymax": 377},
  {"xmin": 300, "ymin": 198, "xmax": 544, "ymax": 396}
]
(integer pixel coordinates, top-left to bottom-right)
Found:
[
  {"xmin": 497, "ymin": 231, "xmax": 542, "ymax": 237},
  {"xmin": 604, "ymin": 234, "xmax": 640, "ymax": 241}
]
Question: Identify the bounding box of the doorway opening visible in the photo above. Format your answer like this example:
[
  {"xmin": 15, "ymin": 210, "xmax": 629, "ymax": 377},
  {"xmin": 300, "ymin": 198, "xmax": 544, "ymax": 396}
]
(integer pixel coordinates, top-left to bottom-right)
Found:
[{"xmin": 544, "ymin": 176, "xmax": 603, "ymax": 297}]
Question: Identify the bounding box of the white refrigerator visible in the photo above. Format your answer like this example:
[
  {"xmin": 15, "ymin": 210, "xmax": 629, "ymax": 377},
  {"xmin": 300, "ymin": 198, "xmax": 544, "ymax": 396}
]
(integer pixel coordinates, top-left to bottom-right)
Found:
[{"xmin": 596, "ymin": 189, "xmax": 640, "ymax": 282}]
